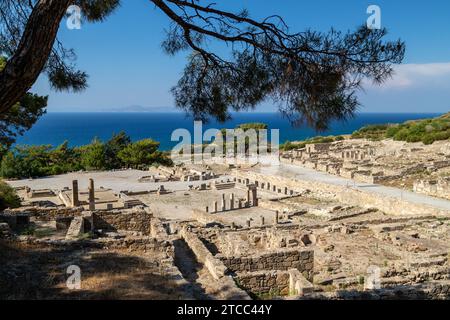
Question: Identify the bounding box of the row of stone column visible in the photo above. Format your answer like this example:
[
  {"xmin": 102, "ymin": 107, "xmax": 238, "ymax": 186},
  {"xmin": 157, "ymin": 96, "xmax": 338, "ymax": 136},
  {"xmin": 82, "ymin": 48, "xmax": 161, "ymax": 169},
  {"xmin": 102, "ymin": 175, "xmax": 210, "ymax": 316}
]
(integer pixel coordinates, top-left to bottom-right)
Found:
[
  {"xmin": 206, "ymin": 193, "xmax": 246, "ymax": 213},
  {"xmin": 229, "ymin": 211, "xmax": 280, "ymax": 229},
  {"xmin": 206, "ymin": 185, "xmax": 258, "ymax": 213},
  {"xmin": 235, "ymin": 176, "xmax": 295, "ymax": 196}
]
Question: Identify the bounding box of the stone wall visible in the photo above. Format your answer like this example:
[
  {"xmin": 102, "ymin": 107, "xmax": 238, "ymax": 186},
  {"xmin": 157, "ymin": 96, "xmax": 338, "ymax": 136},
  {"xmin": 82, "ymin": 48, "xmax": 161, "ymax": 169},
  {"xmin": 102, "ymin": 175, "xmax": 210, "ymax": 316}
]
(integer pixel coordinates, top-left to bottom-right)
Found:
[
  {"xmin": 96, "ymin": 237, "xmax": 173, "ymax": 254},
  {"xmin": 21, "ymin": 235, "xmax": 173, "ymax": 255},
  {"xmin": 93, "ymin": 210, "xmax": 153, "ymax": 235},
  {"xmin": 180, "ymin": 227, "xmax": 229, "ymax": 280},
  {"xmin": 219, "ymin": 249, "xmax": 314, "ymax": 282},
  {"xmin": 353, "ymin": 171, "xmax": 374, "ymax": 184},
  {"xmin": 3, "ymin": 207, "xmax": 83, "ymax": 221},
  {"xmin": 0, "ymin": 213, "xmax": 30, "ymax": 230},
  {"xmin": 236, "ymin": 271, "xmax": 290, "ymax": 296},
  {"xmin": 235, "ymin": 170, "xmax": 449, "ymax": 216},
  {"xmin": 308, "ymin": 281, "xmax": 450, "ymax": 300},
  {"xmin": 414, "ymin": 178, "xmax": 450, "ymax": 200},
  {"xmin": 180, "ymin": 227, "xmax": 250, "ymax": 299}
]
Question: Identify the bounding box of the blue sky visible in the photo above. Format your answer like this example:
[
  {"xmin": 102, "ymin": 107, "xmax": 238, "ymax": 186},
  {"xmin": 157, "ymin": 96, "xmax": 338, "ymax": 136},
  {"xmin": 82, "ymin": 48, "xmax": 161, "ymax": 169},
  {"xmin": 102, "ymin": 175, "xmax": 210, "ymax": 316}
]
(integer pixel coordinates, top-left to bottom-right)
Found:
[{"xmin": 32, "ymin": 0, "xmax": 450, "ymax": 113}]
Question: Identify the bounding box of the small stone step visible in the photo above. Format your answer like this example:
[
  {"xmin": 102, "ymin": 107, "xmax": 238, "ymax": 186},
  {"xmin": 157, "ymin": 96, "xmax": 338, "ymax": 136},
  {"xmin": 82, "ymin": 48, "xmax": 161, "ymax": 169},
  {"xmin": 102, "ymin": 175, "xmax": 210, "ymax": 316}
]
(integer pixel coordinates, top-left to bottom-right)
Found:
[
  {"xmin": 65, "ymin": 216, "xmax": 84, "ymax": 240},
  {"xmin": 410, "ymin": 257, "xmax": 447, "ymax": 268}
]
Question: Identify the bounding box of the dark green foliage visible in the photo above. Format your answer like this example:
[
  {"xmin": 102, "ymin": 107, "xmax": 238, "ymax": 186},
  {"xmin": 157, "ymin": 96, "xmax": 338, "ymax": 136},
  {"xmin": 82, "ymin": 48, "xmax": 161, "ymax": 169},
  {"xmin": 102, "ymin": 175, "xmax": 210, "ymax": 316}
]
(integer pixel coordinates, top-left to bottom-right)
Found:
[
  {"xmin": 282, "ymin": 113, "xmax": 450, "ymax": 151},
  {"xmin": 49, "ymin": 141, "xmax": 83, "ymax": 175},
  {"xmin": 280, "ymin": 141, "xmax": 298, "ymax": 151},
  {"xmin": 1, "ymin": 1, "xmax": 121, "ymax": 94},
  {"xmin": 280, "ymin": 135, "xmax": 341, "ymax": 151},
  {"xmin": 0, "ymin": 57, "xmax": 48, "ymax": 151},
  {"xmin": 76, "ymin": 0, "xmax": 121, "ymax": 22},
  {"xmin": 0, "ymin": 180, "xmax": 20, "ymax": 210},
  {"xmin": 0, "ymin": 133, "xmax": 171, "ymax": 179},
  {"xmin": 118, "ymin": 139, "xmax": 171, "ymax": 168},
  {"xmin": 353, "ymin": 114, "xmax": 450, "ymax": 145},
  {"xmin": 351, "ymin": 124, "xmax": 391, "ymax": 141},
  {"xmin": 217, "ymin": 122, "xmax": 271, "ymax": 154},
  {"xmin": 80, "ymin": 138, "xmax": 107, "ymax": 170},
  {"xmin": 237, "ymin": 123, "xmax": 268, "ymax": 131},
  {"xmin": 169, "ymin": 23, "xmax": 405, "ymax": 130},
  {"xmin": 104, "ymin": 131, "xmax": 131, "ymax": 169}
]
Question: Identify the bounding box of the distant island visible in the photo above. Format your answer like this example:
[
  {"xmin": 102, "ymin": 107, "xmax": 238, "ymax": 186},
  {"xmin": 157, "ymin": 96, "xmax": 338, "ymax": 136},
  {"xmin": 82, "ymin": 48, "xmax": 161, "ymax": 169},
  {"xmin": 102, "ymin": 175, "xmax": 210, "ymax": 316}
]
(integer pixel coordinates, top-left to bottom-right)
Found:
[{"xmin": 105, "ymin": 105, "xmax": 178, "ymax": 113}]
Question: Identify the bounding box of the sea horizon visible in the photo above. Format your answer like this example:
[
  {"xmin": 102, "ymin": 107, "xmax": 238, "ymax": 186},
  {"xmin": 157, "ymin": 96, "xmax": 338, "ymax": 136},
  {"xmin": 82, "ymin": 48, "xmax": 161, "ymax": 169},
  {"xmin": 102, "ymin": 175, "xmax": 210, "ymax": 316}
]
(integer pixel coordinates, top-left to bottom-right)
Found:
[{"xmin": 15, "ymin": 112, "xmax": 444, "ymax": 150}]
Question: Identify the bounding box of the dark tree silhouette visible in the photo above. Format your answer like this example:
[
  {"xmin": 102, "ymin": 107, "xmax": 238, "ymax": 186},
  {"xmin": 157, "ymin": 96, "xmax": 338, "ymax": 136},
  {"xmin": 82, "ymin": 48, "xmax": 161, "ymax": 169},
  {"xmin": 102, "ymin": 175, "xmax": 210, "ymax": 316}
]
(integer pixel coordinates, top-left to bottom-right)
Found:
[
  {"xmin": 0, "ymin": 57, "xmax": 47, "ymax": 149},
  {"xmin": 0, "ymin": 0, "xmax": 405, "ymax": 130}
]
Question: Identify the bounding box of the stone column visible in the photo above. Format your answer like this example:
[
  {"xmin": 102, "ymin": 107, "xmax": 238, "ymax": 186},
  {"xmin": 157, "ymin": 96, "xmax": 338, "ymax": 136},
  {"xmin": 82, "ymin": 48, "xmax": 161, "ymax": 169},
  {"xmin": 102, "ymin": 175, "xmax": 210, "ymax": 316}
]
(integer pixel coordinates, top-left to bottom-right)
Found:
[
  {"xmin": 229, "ymin": 193, "xmax": 235, "ymax": 210},
  {"xmin": 275, "ymin": 210, "xmax": 279, "ymax": 225},
  {"xmin": 72, "ymin": 180, "xmax": 79, "ymax": 207},
  {"xmin": 250, "ymin": 185, "xmax": 258, "ymax": 206},
  {"xmin": 221, "ymin": 194, "xmax": 226, "ymax": 211},
  {"xmin": 246, "ymin": 188, "xmax": 251, "ymax": 204},
  {"xmin": 88, "ymin": 178, "xmax": 95, "ymax": 211}
]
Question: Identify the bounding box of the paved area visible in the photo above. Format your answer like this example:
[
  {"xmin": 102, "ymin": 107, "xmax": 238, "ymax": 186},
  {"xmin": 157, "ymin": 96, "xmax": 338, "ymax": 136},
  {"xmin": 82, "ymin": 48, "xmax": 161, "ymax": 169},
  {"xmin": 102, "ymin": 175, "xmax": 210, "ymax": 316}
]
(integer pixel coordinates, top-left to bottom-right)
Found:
[
  {"xmin": 6, "ymin": 170, "xmax": 232, "ymax": 193},
  {"xmin": 256, "ymin": 163, "xmax": 450, "ymax": 212},
  {"xmin": 8, "ymin": 165, "xmax": 449, "ymax": 212}
]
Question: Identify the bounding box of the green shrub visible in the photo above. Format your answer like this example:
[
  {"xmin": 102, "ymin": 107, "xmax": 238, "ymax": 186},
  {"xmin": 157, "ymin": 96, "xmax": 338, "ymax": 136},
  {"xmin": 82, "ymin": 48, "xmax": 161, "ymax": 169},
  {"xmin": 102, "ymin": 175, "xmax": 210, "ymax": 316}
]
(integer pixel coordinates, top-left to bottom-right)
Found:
[
  {"xmin": 0, "ymin": 180, "xmax": 21, "ymax": 210},
  {"xmin": 393, "ymin": 128, "xmax": 410, "ymax": 141},
  {"xmin": 422, "ymin": 135, "xmax": 436, "ymax": 145},
  {"xmin": 386, "ymin": 125, "xmax": 401, "ymax": 138}
]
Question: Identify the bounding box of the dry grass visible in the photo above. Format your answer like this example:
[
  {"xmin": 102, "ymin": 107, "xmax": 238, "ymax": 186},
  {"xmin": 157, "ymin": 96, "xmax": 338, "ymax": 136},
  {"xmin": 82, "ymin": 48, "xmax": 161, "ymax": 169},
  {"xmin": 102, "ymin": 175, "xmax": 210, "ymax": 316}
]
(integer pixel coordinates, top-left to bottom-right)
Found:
[{"xmin": 0, "ymin": 240, "xmax": 188, "ymax": 300}]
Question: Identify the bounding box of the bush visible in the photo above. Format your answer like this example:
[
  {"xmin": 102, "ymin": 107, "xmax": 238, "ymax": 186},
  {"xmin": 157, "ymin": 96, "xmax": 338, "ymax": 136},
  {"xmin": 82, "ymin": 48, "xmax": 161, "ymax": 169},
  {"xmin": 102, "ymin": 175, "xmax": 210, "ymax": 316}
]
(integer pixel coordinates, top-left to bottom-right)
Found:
[
  {"xmin": 393, "ymin": 128, "xmax": 410, "ymax": 141},
  {"xmin": 352, "ymin": 123, "xmax": 391, "ymax": 140},
  {"xmin": 118, "ymin": 139, "xmax": 171, "ymax": 168},
  {"xmin": 383, "ymin": 115, "xmax": 450, "ymax": 145},
  {"xmin": 386, "ymin": 125, "xmax": 401, "ymax": 138},
  {"xmin": 0, "ymin": 180, "xmax": 20, "ymax": 210},
  {"xmin": 280, "ymin": 135, "xmax": 346, "ymax": 151},
  {"xmin": 421, "ymin": 135, "xmax": 435, "ymax": 145}
]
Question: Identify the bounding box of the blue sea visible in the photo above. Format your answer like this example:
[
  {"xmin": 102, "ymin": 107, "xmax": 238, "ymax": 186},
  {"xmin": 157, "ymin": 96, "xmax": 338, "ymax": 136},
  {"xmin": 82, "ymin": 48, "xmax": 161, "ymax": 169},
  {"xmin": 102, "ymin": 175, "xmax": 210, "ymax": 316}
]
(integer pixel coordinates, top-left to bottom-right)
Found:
[{"xmin": 15, "ymin": 112, "xmax": 441, "ymax": 151}]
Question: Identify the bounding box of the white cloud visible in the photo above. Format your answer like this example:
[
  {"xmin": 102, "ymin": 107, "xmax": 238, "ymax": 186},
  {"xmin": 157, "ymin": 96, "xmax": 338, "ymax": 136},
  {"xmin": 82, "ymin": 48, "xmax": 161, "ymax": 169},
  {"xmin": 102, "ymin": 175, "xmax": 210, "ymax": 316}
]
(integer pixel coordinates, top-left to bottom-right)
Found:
[{"xmin": 365, "ymin": 62, "xmax": 450, "ymax": 90}]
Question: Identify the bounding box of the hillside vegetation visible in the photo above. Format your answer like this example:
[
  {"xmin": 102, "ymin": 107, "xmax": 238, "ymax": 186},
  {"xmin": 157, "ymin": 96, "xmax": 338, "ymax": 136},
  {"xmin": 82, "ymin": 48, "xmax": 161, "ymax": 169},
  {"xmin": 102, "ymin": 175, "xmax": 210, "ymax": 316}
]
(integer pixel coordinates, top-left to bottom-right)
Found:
[
  {"xmin": 280, "ymin": 135, "xmax": 345, "ymax": 151},
  {"xmin": 280, "ymin": 113, "xmax": 450, "ymax": 151},
  {"xmin": 351, "ymin": 112, "xmax": 450, "ymax": 144}
]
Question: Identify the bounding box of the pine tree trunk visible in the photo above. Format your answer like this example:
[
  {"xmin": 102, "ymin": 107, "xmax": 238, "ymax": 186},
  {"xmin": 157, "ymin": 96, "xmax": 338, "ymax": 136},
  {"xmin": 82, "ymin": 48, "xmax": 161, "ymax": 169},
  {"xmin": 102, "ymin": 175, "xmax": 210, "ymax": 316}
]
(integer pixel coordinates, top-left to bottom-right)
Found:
[{"xmin": 0, "ymin": 0, "xmax": 72, "ymax": 114}]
